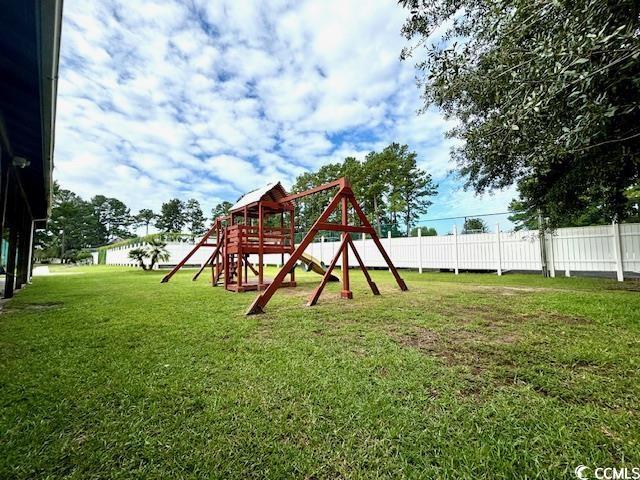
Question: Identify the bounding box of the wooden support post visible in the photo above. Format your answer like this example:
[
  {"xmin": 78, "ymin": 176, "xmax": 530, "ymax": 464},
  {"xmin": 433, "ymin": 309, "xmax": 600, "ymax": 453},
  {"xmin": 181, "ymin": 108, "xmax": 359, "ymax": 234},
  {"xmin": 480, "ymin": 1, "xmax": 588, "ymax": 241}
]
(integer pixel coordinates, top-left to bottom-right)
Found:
[
  {"xmin": 340, "ymin": 194, "xmax": 352, "ymax": 299},
  {"xmin": 347, "ymin": 237, "xmax": 379, "ymax": 295},
  {"xmin": 237, "ymin": 233, "xmax": 243, "ymax": 289},
  {"xmin": 387, "ymin": 230, "xmax": 392, "ymax": 272},
  {"xmin": 212, "ymin": 225, "xmax": 218, "ymax": 286},
  {"xmin": 224, "ymin": 237, "xmax": 230, "ymax": 290},
  {"xmin": 280, "ymin": 212, "xmax": 284, "ymax": 267},
  {"xmin": 216, "ymin": 222, "xmax": 223, "ymax": 285},
  {"xmin": 258, "ymin": 203, "xmax": 264, "ymax": 289},
  {"xmin": 290, "ymin": 209, "xmax": 295, "ymax": 284},
  {"xmin": 308, "ymin": 236, "xmax": 348, "ymax": 306}
]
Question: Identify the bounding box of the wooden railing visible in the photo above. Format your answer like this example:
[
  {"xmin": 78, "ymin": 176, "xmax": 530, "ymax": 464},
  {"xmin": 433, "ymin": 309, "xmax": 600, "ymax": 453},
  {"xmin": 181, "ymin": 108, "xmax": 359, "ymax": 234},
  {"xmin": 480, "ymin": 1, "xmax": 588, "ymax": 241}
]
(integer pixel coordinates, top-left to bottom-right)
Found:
[{"xmin": 226, "ymin": 225, "xmax": 292, "ymax": 249}]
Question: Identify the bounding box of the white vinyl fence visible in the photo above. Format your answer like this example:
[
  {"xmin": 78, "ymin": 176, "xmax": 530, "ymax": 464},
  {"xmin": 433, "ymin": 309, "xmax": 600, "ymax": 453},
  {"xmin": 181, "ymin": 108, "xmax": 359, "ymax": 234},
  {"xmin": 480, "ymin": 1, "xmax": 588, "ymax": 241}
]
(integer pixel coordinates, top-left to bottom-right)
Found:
[{"xmin": 102, "ymin": 223, "xmax": 640, "ymax": 281}]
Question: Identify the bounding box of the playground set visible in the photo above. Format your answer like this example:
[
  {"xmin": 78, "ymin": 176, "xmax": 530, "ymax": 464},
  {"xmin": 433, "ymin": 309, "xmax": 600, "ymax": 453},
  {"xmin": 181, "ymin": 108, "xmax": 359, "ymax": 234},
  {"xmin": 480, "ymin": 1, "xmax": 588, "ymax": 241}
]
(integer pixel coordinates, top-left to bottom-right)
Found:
[{"xmin": 161, "ymin": 177, "xmax": 407, "ymax": 314}]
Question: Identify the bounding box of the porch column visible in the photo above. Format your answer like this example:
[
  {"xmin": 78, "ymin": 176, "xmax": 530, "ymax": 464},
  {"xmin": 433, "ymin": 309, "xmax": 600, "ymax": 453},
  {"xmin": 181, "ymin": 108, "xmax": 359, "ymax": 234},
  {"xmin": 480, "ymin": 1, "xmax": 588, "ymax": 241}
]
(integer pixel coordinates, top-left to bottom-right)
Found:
[
  {"xmin": 4, "ymin": 214, "xmax": 18, "ymax": 298},
  {"xmin": 16, "ymin": 213, "xmax": 32, "ymax": 288}
]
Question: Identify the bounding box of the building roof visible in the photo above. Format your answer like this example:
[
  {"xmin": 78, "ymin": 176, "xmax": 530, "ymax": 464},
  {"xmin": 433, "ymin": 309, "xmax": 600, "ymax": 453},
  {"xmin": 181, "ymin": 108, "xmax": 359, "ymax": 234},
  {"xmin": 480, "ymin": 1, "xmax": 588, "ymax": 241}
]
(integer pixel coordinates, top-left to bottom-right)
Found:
[
  {"xmin": 230, "ymin": 182, "xmax": 289, "ymax": 213},
  {"xmin": 0, "ymin": 0, "xmax": 63, "ymax": 219}
]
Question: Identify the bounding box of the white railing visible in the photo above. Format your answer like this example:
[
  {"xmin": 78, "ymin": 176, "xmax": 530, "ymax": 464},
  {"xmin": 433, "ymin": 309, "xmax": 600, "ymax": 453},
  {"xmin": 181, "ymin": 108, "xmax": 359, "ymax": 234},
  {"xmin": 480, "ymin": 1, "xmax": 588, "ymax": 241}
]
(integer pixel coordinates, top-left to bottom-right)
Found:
[{"xmin": 102, "ymin": 222, "xmax": 640, "ymax": 281}]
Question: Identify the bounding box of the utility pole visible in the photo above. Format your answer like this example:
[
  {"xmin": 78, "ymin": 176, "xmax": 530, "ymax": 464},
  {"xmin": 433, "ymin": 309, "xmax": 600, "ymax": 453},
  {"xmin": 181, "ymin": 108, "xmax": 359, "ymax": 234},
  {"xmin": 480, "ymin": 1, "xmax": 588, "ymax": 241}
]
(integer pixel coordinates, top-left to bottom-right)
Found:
[{"xmin": 537, "ymin": 210, "xmax": 548, "ymax": 277}]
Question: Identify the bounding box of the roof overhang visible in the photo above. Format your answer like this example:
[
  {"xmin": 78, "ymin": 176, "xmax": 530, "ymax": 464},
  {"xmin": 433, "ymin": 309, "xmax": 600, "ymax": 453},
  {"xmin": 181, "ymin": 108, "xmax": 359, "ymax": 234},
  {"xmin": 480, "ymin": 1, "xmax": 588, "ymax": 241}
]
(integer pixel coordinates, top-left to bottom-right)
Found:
[{"xmin": 0, "ymin": 0, "xmax": 63, "ymax": 218}]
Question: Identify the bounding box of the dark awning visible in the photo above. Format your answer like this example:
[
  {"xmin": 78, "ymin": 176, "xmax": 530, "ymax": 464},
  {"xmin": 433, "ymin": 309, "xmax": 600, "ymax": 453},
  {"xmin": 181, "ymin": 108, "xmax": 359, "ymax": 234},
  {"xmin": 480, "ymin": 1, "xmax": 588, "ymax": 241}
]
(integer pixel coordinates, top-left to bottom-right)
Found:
[{"xmin": 0, "ymin": 0, "xmax": 63, "ymax": 219}]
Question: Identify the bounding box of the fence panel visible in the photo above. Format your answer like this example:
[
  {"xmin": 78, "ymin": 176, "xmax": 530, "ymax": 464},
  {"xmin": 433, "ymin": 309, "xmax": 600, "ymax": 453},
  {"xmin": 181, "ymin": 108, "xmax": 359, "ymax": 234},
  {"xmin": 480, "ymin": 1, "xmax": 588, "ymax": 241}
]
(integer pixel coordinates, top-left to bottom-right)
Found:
[
  {"xmin": 621, "ymin": 223, "xmax": 640, "ymax": 273},
  {"xmin": 103, "ymin": 223, "xmax": 640, "ymax": 280},
  {"xmin": 500, "ymin": 230, "xmax": 541, "ymax": 271},
  {"xmin": 547, "ymin": 225, "xmax": 616, "ymax": 274}
]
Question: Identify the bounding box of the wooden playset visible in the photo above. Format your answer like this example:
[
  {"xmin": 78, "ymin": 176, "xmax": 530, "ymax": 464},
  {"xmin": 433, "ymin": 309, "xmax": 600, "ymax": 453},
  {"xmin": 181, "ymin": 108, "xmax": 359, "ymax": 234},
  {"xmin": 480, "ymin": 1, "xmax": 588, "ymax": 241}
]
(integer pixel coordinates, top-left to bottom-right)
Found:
[{"xmin": 161, "ymin": 177, "xmax": 407, "ymax": 314}]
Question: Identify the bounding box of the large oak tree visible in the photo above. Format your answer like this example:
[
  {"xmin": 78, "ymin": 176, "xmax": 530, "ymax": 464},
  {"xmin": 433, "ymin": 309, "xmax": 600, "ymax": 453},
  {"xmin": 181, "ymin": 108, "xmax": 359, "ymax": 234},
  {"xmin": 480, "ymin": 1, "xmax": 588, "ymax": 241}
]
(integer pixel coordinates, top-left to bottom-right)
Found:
[{"xmin": 400, "ymin": 0, "xmax": 640, "ymax": 225}]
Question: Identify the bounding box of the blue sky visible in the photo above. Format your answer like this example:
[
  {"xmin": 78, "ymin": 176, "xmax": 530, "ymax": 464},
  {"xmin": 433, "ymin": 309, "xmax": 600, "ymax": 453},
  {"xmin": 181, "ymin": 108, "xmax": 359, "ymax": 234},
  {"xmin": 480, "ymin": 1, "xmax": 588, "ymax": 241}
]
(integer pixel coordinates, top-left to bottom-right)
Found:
[{"xmin": 54, "ymin": 0, "xmax": 516, "ymax": 235}]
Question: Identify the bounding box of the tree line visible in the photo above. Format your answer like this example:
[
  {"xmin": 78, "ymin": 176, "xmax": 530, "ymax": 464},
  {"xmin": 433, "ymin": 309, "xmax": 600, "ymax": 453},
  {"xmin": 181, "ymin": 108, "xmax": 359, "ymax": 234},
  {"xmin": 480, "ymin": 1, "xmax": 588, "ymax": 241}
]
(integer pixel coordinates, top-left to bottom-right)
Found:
[
  {"xmin": 37, "ymin": 182, "xmax": 233, "ymax": 262},
  {"xmin": 37, "ymin": 144, "xmax": 438, "ymax": 261},
  {"xmin": 291, "ymin": 143, "xmax": 438, "ymax": 236}
]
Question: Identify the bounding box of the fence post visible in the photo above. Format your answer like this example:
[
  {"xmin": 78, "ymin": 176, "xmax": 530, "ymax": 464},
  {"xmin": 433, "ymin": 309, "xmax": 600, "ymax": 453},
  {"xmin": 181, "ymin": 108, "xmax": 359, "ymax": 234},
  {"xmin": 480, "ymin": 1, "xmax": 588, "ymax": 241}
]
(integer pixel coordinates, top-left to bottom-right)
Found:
[
  {"xmin": 361, "ymin": 232, "xmax": 366, "ymax": 264},
  {"xmin": 321, "ymin": 235, "xmax": 325, "ymax": 264},
  {"xmin": 548, "ymin": 231, "xmax": 556, "ymax": 278},
  {"xmin": 612, "ymin": 221, "xmax": 624, "ymax": 282},
  {"xmin": 495, "ymin": 223, "xmax": 502, "ymax": 276},
  {"xmin": 538, "ymin": 212, "xmax": 548, "ymax": 277},
  {"xmin": 387, "ymin": 231, "xmax": 392, "ymax": 272},
  {"xmin": 417, "ymin": 228, "xmax": 423, "ymax": 274},
  {"xmin": 453, "ymin": 224, "xmax": 459, "ymax": 275}
]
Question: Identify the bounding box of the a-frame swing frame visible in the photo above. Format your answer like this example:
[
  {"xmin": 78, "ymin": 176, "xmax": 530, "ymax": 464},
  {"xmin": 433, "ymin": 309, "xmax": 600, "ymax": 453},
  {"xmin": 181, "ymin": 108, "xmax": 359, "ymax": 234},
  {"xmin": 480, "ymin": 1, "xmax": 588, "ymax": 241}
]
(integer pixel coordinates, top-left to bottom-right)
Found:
[{"xmin": 246, "ymin": 177, "xmax": 407, "ymax": 315}]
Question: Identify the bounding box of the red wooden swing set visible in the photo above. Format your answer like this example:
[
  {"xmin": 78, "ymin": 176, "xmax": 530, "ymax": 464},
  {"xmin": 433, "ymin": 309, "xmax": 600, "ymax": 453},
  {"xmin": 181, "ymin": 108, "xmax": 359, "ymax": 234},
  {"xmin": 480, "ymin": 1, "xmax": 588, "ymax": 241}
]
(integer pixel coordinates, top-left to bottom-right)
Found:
[{"xmin": 161, "ymin": 177, "xmax": 407, "ymax": 314}]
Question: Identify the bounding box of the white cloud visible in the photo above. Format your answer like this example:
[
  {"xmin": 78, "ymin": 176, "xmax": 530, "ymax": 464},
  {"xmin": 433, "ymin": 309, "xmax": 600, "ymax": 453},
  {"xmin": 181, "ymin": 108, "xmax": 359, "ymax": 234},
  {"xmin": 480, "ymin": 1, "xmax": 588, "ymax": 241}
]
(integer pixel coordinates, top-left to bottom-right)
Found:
[{"xmin": 53, "ymin": 0, "xmax": 514, "ymax": 224}]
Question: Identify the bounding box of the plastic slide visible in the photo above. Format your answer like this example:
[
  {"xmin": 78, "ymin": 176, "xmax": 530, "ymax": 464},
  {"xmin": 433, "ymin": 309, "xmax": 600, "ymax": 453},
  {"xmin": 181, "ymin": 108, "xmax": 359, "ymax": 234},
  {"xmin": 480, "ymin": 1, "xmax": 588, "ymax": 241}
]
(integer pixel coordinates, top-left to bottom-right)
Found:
[{"xmin": 299, "ymin": 253, "xmax": 339, "ymax": 282}]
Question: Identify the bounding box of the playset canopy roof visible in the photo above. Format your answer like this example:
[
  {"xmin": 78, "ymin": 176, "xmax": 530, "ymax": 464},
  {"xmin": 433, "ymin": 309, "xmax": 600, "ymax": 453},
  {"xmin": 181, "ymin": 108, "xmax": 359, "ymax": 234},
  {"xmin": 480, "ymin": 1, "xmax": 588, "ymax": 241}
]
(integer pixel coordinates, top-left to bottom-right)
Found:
[{"xmin": 230, "ymin": 182, "xmax": 290, "ymax": 214}]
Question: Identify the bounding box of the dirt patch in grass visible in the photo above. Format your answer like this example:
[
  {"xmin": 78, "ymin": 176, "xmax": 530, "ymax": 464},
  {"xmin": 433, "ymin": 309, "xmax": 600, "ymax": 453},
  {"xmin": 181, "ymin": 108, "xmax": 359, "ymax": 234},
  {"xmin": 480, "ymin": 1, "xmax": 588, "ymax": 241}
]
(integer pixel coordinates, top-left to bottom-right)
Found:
[
  {"xmin": 605, "ymin": 280, "xmax": 640, "ymax": 292},
  {"xmin": 391, "ymin": 325, "xmax": 519, "ymax": 367},
  {"xmin": 390, "ymin": 324, "xmax": 524, "ymax": 398},
  {"xmin": 1, "ymin": 301, "xmax": 63, "ymax": 314},
  {"xmin": 471, "ymin": 285, "xmax": 545, "ymax": 296},
  {"xmin": 436, "ymin": 301, "xmax": 590, "ymax": 326}
]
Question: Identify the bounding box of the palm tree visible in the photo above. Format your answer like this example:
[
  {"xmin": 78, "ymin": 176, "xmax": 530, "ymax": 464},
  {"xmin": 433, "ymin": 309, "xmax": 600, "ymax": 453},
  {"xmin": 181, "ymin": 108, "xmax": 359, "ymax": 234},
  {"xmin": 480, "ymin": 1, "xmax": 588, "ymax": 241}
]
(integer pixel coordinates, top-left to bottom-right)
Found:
[
  {"xmin": 128, "ymin": 248, "xmax": 149, "ymax": 270},
  {"xmin": 146, "ymin": 238, "xmax": 170, "ymax": 270}
]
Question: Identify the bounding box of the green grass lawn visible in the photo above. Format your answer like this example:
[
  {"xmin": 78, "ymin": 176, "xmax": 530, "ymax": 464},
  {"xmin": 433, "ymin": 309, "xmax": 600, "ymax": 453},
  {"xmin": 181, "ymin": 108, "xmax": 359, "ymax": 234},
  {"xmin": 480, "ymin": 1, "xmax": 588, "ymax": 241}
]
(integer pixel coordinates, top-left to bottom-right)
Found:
[{"xmin": 1, "ymin": 265, "xmax": 639, "ymax": 479}]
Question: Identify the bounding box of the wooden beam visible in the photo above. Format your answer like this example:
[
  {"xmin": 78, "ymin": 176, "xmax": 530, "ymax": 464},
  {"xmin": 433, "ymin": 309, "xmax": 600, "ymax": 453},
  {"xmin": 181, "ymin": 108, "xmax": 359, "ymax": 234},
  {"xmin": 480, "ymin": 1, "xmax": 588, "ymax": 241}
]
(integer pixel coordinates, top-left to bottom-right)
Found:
[
  {"xmin": 192, "ymin": 244, "xmax": 222, "ymax": 281},
  {"xmin": 315, "ymin": 222, "xmax": 375, "ymax": 234},
  {"xmin": 160, "ymin": 222, "xmax": 220, "ymax": 283},
  {"xmin": 277, "ymin": 178, "xmax": 344, "ymax": 204}
]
